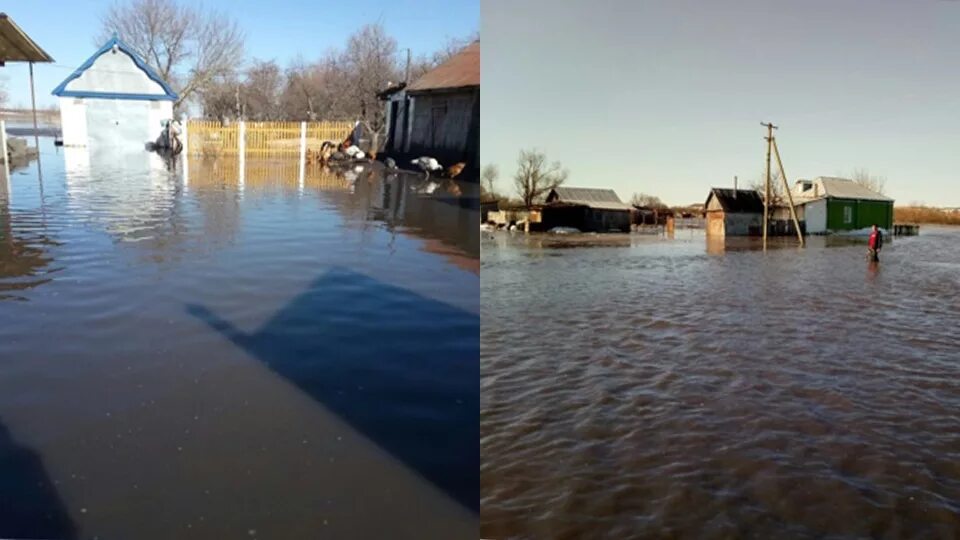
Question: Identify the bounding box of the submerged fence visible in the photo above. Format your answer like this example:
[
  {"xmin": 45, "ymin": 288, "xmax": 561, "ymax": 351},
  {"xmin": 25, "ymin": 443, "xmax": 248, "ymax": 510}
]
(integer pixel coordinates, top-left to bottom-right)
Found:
[{"xmin": 186, "ymin": 120, "xmax": 355, "ymax": 156}]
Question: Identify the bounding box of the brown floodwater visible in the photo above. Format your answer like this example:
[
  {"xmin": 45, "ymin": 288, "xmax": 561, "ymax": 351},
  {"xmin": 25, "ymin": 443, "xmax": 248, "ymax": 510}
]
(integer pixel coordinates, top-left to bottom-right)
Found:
[
  {"xmin": 481, "ymin": 228, "xmax": 960, "ymax": 539},
  {"xmin": 0, "ymin": 139, "xmax": 478, "ymax": 539}
]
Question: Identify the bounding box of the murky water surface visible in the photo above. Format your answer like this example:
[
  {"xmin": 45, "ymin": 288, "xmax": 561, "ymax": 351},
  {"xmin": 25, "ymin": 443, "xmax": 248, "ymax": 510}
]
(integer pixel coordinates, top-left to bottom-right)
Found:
[
  {"xmin": 482, "ymin": 229, "xmax": 960, "ymax": 539},
  {"xmin": 0, "ymin": 139, "xmax": 478, "ymax": 539}
]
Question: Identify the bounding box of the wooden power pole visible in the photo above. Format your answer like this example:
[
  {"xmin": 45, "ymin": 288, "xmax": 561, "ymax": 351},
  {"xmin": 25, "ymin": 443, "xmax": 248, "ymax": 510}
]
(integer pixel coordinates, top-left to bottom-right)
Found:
[
  {"xmin": 761, "ymin": 122, "xmax": 776, "ymax": 250},
  {"xmin": 760, "ymin": 122, "xmax": 804, "ymax": 248}
]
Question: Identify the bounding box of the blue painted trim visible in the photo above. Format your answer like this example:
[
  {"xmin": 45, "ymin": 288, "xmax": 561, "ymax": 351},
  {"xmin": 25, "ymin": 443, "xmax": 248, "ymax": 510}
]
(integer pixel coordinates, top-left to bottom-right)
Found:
[
  {"xmin": 51, "ymin": 36, "xmax": 179, "ymax": 100},
  {"xmin": 56, "ymin": 90, "xmax": 176, "ymax": 101}
]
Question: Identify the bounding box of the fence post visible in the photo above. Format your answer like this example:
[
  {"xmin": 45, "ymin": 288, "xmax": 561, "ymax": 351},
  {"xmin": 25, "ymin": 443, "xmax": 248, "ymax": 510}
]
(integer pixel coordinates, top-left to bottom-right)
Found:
[
  {"xmin": 298, "ymin": 121, "xmax": 306, "ymax": 192},
  {"xmin": 182, "ymin": 118, "xmax": 189, "ymax": 188},
  {"xmin": 0, "ymin": 120, "xmax": 9, "ymax": 184},
  {"xmin": 238, "ymin": 121, "xmax": 246, "ymax": 194}
]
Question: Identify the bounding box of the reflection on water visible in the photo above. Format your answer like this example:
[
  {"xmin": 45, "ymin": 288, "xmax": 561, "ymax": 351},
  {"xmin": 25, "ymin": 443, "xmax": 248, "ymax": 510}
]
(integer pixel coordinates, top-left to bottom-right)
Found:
[
  {"xmin": 482, "ymin": 229, "xmax": 960, "ymax": 538},
  {"xmin": 0, "ymin": 139, "xmax": 478, "ymax": 539}
]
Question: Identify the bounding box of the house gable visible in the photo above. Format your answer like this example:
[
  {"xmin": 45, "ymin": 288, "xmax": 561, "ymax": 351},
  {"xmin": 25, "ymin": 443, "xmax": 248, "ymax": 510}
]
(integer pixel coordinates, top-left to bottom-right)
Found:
[{"xmin": 52, "ymin": 37, "xmax": 177, "ymax": 101}]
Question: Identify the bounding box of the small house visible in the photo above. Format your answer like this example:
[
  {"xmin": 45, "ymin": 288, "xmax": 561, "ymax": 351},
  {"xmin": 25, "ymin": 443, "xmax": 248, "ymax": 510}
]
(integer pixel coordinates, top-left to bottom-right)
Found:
[
  {"xmin": 541, "ymin": 187, "xmax": 632, "ymax": 232},
  {"xmin": 52, "ymin": 35, "xmax": 178, "ymax": 148},
  {"xmin": 704, "ymin": 188, "xmax": 764, "ymax": 236},
  {"xmin": 380, "ymin": 41, "xmax": 479, "ymax": 179},
  {"xmin": 480, "ymin": 199, "xmax": 500, "ymax": 222},
  {"xmin": 792, "ymin": 177, "xmax": 893, "ymax": 234}
]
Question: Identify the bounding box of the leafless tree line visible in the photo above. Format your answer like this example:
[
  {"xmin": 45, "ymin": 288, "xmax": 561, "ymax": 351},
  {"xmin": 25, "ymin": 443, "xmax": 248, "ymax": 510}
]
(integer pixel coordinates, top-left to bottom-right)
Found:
[{"xmin": 98, "ymin": 0, "xmax": 476, "ymax": 147}]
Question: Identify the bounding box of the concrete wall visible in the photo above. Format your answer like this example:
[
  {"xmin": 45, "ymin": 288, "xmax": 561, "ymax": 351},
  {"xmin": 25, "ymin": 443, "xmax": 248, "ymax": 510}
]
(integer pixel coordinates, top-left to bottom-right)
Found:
[
  {"xmin": 63, "ymin": 49, "xmax": 168, "ymax": 96},
  {"xmin": 60, "ymin": 97, "xmax": 171, "ymax": 149},
  {"xmin": 805, "ymin": 199, "xmax": 827, "ymax": 234},
  {"xmin": 59, "ymin": 97, "xmax": 88, "ymax": 146}
]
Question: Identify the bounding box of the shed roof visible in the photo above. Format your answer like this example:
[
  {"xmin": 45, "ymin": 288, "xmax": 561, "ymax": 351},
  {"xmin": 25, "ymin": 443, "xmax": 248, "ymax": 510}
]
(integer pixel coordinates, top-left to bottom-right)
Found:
[
  {"xmin": 407, "ymin": 41, "xmax": 479, "ymax": 93},
  {"xmin": 814, "ymin": 176, "xmax": 893, "ymax": 202},
  {"xmin": 0, "ymin": 13, "xmax": 53, "ymax": 63},
  {"xmin": 51, "ymin": 35, "xmax": 178, "ymax": 101},
  {"xmin": 547, "ymin": 186, "xmax": 632, "ymax": 211},
  {"xmin": 706, "ymin": 188, "xmax": 765, "ymax": 213}
]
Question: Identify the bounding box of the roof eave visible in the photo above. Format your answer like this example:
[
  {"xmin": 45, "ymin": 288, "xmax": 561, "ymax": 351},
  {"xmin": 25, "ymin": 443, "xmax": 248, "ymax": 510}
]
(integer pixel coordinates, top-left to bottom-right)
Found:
[
  {"xmin": 50, "ymin": 36, "xmax": 178, "ymax": 100},
  {"xmin": 407, "ymin": 84, "xmax": 480, "ymax": 95}
]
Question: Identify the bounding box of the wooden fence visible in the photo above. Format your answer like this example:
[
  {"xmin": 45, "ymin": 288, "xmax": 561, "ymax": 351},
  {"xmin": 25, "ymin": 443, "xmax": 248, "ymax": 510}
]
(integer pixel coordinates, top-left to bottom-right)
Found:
[{"xmin": 186, "ymin": 120, "xmax": 355, "ymax": 156}]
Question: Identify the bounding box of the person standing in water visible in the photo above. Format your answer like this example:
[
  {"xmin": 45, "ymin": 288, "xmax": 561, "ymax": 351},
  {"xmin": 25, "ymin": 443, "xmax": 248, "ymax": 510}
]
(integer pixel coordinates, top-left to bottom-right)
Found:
[{"xmin": 868, "ymin": 224, "xmax": 883, "ymax": 262}]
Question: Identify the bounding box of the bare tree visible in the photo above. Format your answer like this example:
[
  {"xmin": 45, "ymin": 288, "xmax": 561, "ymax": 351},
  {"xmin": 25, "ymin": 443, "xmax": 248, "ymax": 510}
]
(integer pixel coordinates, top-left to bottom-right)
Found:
[
  {"xmin": 98, "ymin": 0, "xmax": 244, "ymax": 110},
  {"xmin": 198, "ymin": 74, "xmax": 238, "ymax": 121},
  {"xmin": 750, "ymin": 168, "xmax": 785, "ymax": 203},
  {"xmin": 340, "ymin": 24, "xmax": 401, "ymax": 151},
  {"xmin": 513, "ymin": 149, "xmax": 568, "ymax": 209},
  {"xmin": 241, "ymin": 60, "xmax": 283, "ymax": 120},
  {"xmin": 851, "ymin": 168, "xmax": 887, "ymax": 195},
  {"xmin": 481, "ymin": 164, "xmax": 500, "ymax": 200},
  {"xmin": 0, "ymin": 78, "xmax": 7, "ymax": 109},
  {"xmin": 630, "ymin": 193, "xmax": 665, "ymax": 208}
]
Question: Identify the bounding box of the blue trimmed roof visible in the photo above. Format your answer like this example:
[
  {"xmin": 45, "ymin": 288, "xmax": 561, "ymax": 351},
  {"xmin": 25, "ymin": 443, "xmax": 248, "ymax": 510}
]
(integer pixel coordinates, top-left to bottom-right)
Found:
[{"xmin": 51, "ymin": 36, "xmax": 178, "ymax": 101}]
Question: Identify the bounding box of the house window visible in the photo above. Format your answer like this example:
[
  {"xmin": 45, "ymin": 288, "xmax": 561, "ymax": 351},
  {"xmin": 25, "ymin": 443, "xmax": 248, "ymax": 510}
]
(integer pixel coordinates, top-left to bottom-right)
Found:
[{"xmin": 843, "ymin": 205, "xmax": 852, "ymax": 224}]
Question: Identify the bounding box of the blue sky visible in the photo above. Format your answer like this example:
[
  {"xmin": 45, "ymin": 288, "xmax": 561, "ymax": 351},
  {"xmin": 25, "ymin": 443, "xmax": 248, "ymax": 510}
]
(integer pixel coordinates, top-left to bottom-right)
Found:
[
  {"xmin": 482, "ymin": 0, "xmax": 960, "ymax": 207},
  {"xmin": 2, "ymin": 0, "xmax": 478, "ymax": 107}
]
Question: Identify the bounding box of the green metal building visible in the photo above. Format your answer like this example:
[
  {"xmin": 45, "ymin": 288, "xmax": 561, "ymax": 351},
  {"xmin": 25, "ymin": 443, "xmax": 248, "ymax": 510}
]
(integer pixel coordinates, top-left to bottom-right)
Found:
[{"xmin": 794, "ymin": 177, "xmax": 894, "ymax": 234}]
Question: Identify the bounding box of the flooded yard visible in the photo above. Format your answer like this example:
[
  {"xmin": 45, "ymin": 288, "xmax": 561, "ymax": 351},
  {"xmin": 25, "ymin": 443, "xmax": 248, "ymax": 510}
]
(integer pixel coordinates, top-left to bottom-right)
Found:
[
  {"xmin": 0, "ymin": 140, "xmax": 478, "ymax": 539},
  {"xmin": 481, "ymin": 228, "xmax": 960, "ymax": 538}
]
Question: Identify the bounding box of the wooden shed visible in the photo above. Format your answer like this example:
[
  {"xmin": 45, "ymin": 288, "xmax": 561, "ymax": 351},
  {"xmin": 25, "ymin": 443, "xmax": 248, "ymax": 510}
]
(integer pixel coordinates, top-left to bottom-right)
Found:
[
  {"xmin": 380, "ymin": 41, "xmax": 479, "ymax": 180},
  {"xmin": 541, "ymin": 187, "xmax": 632, "ymax": 232},
  {"xmin": 704, "ymin": 188, "xmax": 764, "ymax": 237}
]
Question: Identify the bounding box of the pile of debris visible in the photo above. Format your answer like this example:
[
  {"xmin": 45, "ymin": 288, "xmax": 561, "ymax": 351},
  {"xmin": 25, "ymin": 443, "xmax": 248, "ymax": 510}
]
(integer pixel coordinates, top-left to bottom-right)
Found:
[{"xmin": 1, "ymin": 137, "xmax": 40, "ymax": 168}]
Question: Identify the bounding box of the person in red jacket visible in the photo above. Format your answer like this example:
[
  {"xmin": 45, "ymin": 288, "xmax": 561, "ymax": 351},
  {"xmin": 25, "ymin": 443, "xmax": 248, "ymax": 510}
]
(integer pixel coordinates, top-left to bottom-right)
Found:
[{"xmin": 868, "ymin": 224, "xmax": 883, "ymax": 262}]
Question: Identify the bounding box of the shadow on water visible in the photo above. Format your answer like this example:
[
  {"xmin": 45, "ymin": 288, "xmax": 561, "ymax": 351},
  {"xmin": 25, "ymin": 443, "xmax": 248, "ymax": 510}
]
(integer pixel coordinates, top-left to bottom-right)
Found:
[
  {"xmin": 0, "ymin": 419, "xmax": 76, "ymax": 539},
  {"xmin": 186, "ymin": 266, "xmax": 479, "ymax": 513}
]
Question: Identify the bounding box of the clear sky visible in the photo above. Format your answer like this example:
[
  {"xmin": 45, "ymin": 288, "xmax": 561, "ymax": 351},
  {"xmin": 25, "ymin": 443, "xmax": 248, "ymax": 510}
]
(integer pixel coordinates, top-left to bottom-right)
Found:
[
  {"xmin": 1, "ymin": 0, "xmax": 478, "ymax": 107},
  {"xmin": 482, "ymin": 0, "xmax": 960, "ymax": 207}
]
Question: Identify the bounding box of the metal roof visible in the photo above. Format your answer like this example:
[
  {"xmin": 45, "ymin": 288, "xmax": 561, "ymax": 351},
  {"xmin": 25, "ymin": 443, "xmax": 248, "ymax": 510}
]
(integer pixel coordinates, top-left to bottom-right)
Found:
[
  {"xmin": 0, "ymin": 13, "xmax": 54, "ymax": 63},
  {"xmin": 547, "ymin": 187, "xmax": 633, "ymax": 211},
  {"xmin": 407, "ymin": 41, "xmax": 479, "ymax": 93},
  {"xmin": 814, "ymin": 176, "xmax": 893, "ymax": 202},
  {"xmin": 51, "ymin": 35, "xmax": 177, "ymax": 101},
  {"xmin": 705, "ymin": 188, "xmax": 765, "ymax": 213}
]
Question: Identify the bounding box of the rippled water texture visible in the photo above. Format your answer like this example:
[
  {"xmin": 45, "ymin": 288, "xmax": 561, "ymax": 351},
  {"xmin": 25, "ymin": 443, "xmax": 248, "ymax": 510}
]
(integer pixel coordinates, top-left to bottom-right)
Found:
[
  {"xmin": 0, "ymin": 139, "xmax": 479, "ymax": 539},
  {"xmin": 481, "ymin": 229, "xmax": 960, "ymax": 538}
]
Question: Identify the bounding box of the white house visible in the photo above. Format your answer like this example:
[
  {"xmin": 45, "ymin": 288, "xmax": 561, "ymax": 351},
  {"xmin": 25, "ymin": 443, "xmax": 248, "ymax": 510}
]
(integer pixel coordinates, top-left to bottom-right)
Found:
[{"xmin": 52, "ymin": 35, "xmax": 178, "ymax": 148}]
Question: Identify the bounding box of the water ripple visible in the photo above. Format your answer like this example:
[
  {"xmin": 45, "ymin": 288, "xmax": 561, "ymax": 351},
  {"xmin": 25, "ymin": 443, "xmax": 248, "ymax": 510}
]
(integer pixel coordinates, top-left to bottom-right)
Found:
[{"xmin": 482, "ymin": 229, "xmax": 960, "ymax": 538}]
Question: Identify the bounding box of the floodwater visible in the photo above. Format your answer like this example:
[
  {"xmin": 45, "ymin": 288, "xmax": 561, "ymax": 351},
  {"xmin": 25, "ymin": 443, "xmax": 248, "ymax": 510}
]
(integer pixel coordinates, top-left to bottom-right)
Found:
[
  {"xmin": 0, "ymin": 138, "xmax": 479, "ymax": 539},
  {"xmin": 482, "ymin": 228, "xmax": 960, "ymax": 538}
]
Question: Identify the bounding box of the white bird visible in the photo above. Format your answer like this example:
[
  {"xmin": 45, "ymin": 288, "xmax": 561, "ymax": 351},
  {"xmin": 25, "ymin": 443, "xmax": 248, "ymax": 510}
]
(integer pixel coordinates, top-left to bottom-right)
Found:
[{"xmin": 411, "ymin": 156, "xmax": 442, "ymax": 179}]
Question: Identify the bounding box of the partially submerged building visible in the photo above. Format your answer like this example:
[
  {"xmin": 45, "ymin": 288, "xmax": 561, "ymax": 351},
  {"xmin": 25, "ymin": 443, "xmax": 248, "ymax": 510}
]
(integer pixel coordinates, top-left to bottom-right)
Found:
[
  {"xmin": 792, "ymin": 177, "xmax": 893, "ymax": 233},
  {"xmin": 52, "ymin": 35, "xmax": 178, "ymax": 148},
  {"xmin": 380, "ymin": 41, "xmax": 479, "ymax": 179},
  {"xmin": 704, "ymin": 188, "xmax": 765, "ymax": 236},
  {"xmin": 541, "ymin": 187, "xmax": 632, "ymax": 232}
]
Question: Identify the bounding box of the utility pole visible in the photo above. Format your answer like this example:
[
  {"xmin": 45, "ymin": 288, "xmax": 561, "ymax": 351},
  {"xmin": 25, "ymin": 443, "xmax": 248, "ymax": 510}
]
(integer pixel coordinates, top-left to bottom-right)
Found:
[
  {"xmin": 405, "ymin": 48, "xmax": 411, "ymax": 84},
  {"xmin": 761, "ymin": 122, "xmax": 776, "ymax": 250},
  {"xmin": 771, "ymin": 136, "xmax": 805, "ymax": 246}
]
